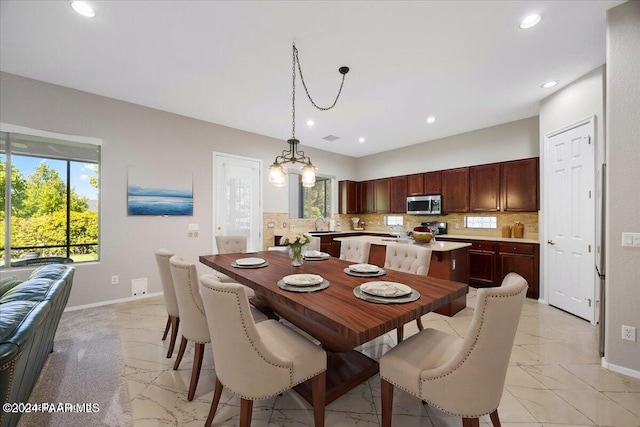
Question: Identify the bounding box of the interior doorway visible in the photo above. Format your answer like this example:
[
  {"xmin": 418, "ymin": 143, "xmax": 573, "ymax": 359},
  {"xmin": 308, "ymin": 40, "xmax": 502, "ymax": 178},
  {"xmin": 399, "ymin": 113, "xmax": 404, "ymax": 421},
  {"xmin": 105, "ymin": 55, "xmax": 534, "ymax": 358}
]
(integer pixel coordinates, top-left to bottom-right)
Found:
[
  {"xmin": 213, "ymin": 153, "xmax": 262, "ymax": 252},
  {"xmin": 543, "ymin": 117, "xmax": 596, "ymax": 323}
]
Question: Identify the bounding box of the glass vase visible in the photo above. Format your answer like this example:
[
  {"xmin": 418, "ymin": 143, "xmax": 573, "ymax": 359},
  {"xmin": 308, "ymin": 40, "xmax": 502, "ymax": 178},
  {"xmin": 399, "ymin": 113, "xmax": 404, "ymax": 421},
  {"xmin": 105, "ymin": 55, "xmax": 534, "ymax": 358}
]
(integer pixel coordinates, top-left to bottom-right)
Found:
[{"xmin": 289, "ymin": 245, "xmax": 304, "ymax": 267}]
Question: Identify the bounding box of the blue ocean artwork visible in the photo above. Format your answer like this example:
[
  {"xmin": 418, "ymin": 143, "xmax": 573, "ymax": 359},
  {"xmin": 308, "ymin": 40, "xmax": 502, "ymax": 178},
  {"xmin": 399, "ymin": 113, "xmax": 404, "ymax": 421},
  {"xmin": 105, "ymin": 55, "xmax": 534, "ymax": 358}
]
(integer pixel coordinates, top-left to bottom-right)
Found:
[{"xmin": 127, "ymin": 186, "xmax": 193, "ymax": 216}]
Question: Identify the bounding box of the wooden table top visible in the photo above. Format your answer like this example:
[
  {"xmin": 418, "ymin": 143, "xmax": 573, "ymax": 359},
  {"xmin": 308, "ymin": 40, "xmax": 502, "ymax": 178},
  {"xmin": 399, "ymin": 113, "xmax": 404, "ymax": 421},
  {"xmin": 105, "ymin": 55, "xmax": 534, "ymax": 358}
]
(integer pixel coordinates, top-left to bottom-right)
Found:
[{"xmin": 200, "ymin": 251, "xmax": 468, "ymax": 352}]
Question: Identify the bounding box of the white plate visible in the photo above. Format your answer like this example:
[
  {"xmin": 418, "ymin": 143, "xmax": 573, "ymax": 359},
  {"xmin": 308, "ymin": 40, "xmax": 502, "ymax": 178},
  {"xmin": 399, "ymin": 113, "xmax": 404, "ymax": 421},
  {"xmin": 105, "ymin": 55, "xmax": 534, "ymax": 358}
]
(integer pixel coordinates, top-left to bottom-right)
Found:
[
  {"xmin": 360, "ymin": 281, "xmax": 412, "ymax": 297},
  {"xmin": 234, "ymin": 257, "xmax": 266, "ymax": 266},
  {"xmin": 282, "ymin": 274, "xmax": 324, "ymax": 287},
  {"xmin": 349, "ymin": 263, "xmax": 380, "ymax": 273},
  {"xmin": 305, "ymin": 251, "xmax": 331, "ymax": 259}
]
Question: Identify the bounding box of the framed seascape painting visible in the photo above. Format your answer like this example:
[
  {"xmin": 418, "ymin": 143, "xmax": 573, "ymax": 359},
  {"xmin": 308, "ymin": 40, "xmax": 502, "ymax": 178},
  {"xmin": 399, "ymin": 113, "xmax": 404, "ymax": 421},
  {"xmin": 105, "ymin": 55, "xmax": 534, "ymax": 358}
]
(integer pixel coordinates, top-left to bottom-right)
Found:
[{"xmin": 127, "ymin": 166, "xmax": 193, "ymax": 216}]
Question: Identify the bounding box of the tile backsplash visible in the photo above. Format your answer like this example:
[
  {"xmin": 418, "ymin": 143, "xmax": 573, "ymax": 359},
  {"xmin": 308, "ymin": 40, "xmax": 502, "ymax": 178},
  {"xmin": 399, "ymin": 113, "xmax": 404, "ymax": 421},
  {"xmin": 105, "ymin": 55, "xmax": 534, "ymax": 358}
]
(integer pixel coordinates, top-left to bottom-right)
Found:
[{"xmin": 262, "ymin": 211, "xmax": 539, "ymax": 249}]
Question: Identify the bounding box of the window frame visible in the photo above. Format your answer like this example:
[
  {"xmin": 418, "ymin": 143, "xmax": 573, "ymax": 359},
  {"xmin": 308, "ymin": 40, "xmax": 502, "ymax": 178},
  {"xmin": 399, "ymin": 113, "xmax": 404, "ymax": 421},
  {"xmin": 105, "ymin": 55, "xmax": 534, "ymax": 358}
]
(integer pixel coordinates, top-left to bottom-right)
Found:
[{"xmin": 0, "ymin": 123, "xmax": 102, "ymax": 268}]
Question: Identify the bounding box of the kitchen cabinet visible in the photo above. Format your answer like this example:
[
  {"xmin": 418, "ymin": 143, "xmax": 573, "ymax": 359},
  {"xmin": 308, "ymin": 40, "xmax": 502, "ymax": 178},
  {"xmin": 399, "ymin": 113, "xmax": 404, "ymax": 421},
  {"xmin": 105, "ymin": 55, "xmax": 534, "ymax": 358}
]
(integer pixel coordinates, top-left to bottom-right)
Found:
[
  {"xmin": 338, "ymin": 180, "xmax": 360, "ymax": 214},
  {"xmin": 442, "ymin": 167, "xmax": 469, "ymax": 213},
  {"xmin": 498, "ymin": 242, "xmax": 539, "ymax": 299},
  {"xmin": 389, "ymin": 176, "xmax": 407, "ymax": 213},
  {"xmin": 502, "ymin": 158, "xmax": 538, "ymax": 212},
  {"xmin": 469, "ymin": 158, "xmax": 538, "ymax": 212},
  {"xmin": 363, "ymin": 180, "xmax": 375, "ymax": 213},
  {"xmin": 375, "ymin": 179, "xmax": 390, "ymax": 213},
  {"xmin": 424, "ymin": 171, "xmax": 442, "ymax": 194},
  {"xmin": 470, "ymin": 163, "xmax": 501, "ymax": 212},
  {"xmin": 439, "ymin": 237, "xmax": 539, "ymax": 299},
  {"xmin": 407, "ymin": 173, "xmax": 425, "ymax": 196},
  {"xmin": 468, "ymin": 241, "xmax": 499, "ymax": 288}
]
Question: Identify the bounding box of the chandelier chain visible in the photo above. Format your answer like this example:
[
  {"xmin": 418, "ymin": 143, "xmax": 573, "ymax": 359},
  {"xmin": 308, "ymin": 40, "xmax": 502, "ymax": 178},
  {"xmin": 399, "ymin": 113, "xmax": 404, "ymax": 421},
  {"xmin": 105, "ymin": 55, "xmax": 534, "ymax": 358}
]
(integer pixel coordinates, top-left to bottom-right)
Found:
[
  {"xmin": 293, "ymin": 44, "xmax": 347, "ymax": 112},
  {"xmin": 292, "ymin": 43, "xmax": 296, "ymax": 139}
]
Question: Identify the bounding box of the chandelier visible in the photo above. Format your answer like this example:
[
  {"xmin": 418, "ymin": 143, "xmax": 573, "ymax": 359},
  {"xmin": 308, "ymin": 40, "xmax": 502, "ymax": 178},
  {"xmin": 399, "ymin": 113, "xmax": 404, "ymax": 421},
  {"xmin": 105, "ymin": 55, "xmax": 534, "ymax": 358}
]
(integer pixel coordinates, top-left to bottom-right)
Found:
[{"xmin": 268, "ymin": 43, "xmax": 350, "ymax": 187}]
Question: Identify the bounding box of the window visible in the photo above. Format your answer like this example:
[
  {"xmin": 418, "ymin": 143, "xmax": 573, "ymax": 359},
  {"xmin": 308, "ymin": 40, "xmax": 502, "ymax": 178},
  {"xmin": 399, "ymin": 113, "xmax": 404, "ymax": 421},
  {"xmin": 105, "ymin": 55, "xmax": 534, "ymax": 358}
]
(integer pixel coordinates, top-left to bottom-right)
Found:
[
  {"xmin": 384, "ymin": 216, "xmax": 404, "ymax": 226},
  {"xmin": 288, "ymin": 172, "xmax": 333, "ymax": 219},
  {"xmin": 1, "ymin": 130, "xmax": 101, "ymax": 268},
  {"xmin": 299, "ymin": 176, "xmax": 331, "ymax": 218}
]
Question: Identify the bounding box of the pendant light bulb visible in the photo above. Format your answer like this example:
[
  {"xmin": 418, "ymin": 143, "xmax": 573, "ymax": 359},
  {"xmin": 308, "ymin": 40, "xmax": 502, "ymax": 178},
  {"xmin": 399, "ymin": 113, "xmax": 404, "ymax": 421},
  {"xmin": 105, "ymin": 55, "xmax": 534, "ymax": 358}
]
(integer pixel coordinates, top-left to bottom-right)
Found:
[
  {"xmin": 268, "ymin": 162, "xmax": 287, "ymax": 187},
  {"xmin": 300, "ymin": 163, "xmax": 317, "ymax": 188}
]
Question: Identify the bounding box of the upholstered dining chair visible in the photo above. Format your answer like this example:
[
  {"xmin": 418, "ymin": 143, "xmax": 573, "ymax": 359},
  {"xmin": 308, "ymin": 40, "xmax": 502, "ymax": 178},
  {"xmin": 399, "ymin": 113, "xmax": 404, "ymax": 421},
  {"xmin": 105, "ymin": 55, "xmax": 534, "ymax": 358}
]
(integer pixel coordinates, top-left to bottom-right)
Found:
[
  {"xmin": 155, "ymin": 248, "xmax": 180, "ymax": 358},
  {"xmin": 339, "ymin": 239, "xmax": 371, "ymax": 263},
  {"xmin": 169, "ymin": 255, "xmax": 268, "ymax": 401},
  {"xmin": 213, "ymin": 235, "xmax": 249, "ymax": 283},
  {"xmin": 384, "ymin": 244, "xmax": 432, "ymax": 342},
  {"xmin": 380, "ymin": 272, "xmax": 528, "ymax": 427},
  {"xmin": 308, "ymin": 236, "xmax": 321, "ymax": 252},
  {"xmin": 215, "ymin": 235, "xmax": 247, "ymax": 254},
  {"xmin": 199, "ymin": 275, "xmax": 327, "ymax": 427}
]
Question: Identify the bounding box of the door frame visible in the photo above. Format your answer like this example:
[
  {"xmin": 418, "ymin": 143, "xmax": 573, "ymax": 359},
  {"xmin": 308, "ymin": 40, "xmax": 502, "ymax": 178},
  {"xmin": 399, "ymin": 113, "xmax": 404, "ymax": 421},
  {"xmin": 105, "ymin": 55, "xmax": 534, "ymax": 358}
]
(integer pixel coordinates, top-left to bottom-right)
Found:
[
  {"xmin": 542, "ymin": 115, "xmax": 598, "ymax": 324},
  {"xmin": 212, "ymin": 152, "xmax": 263, "ymax": 253}
]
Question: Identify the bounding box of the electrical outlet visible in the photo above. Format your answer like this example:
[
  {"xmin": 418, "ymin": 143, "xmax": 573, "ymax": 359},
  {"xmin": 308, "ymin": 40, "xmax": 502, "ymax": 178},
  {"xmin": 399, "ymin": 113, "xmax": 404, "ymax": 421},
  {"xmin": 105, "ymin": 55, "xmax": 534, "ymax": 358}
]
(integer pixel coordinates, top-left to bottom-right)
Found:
[
  {"xmin": 622, "ymin": 325, "xmax": 636, "ymax": 341},
  {"xmin": 111, "ymin": 275, "xmax": 119, "ymax": 285}
]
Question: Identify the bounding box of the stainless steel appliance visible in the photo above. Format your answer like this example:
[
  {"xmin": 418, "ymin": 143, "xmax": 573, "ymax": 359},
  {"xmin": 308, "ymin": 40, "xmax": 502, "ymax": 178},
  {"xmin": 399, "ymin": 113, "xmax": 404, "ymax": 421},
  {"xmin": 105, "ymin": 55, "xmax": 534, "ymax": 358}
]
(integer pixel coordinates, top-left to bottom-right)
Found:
[
  {"xmin": 421, "ymin": 221, "xmax": 447, "ymax": 235},
  {"xmin": 407, "ymin": 195, "xmax": 442, "ymax": 215}
]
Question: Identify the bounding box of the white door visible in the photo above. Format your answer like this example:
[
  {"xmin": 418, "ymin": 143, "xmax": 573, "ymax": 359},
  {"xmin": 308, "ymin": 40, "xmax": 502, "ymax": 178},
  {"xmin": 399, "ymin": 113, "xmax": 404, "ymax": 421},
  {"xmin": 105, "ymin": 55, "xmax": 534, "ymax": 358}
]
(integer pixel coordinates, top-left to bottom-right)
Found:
[
  {"xmin": 213, "ymin": 153, "xmax": 262, "ymax": 252},
  {"xmin": 544, "ymin": 120, "xmax": 595, "ymax": 322}
]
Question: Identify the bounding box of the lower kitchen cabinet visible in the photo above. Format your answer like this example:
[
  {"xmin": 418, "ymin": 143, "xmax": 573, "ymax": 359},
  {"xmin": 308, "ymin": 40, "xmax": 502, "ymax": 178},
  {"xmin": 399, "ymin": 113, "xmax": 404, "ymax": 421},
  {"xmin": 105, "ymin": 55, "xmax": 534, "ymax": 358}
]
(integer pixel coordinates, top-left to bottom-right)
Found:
[
  {"xmin": 468, "ymin": 241, "xmax": 499, "ymax": 288},
  {"xmin": 498, "ymin": 242, "xmax": 539, "ymax": 299},
  {"xmin": 440, "ymin": 237, "xmax": 539, "ymax": 299}
]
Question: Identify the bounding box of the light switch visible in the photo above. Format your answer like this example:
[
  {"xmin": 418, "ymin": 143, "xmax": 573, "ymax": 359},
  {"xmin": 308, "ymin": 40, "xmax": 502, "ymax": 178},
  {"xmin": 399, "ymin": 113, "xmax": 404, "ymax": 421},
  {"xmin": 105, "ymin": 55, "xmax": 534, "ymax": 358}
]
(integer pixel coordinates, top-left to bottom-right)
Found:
[
  {"xmin": 188, "ymin": 223, "xmax": 199, "ymax": 231},
  {"xmin": 622, "ymin": 232, "xmax": 640, "ymax": 247}
]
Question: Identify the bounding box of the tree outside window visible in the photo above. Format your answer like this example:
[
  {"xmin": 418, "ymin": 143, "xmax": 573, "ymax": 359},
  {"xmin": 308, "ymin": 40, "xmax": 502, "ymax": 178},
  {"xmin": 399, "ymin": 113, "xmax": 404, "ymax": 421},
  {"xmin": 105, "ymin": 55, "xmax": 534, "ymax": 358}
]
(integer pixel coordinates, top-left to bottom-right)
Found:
[
  {"xmin": 299, "ymin": 176, "xmax": 331, "ymax": 218},
  {"xmin": 1, "ymin": 131, "xmax": 100, "ymax": 267}
]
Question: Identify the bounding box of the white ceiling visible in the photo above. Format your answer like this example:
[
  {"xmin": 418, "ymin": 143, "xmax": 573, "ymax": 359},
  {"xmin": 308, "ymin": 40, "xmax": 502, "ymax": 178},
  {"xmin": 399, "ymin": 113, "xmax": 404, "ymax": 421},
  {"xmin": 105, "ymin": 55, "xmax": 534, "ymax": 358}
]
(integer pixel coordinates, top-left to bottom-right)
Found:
[{"xmin": 0, "ymin": 1, "xmax": 624, "ymax": 158}]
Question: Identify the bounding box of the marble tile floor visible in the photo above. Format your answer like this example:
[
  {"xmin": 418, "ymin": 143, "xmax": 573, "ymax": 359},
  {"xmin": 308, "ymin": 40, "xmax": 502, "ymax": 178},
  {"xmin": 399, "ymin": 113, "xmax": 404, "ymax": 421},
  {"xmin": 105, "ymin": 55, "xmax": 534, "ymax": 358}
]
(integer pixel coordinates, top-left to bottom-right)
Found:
[{"xmin": 109, "ymin": 290, "xmax": 640, "ymax": 427}]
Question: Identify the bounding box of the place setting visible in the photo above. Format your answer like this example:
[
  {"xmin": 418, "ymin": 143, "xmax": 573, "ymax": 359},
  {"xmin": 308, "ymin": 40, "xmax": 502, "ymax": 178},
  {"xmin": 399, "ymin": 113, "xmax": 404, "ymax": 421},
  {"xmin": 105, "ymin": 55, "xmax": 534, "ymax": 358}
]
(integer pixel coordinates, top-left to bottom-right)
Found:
[
  {"xmin": 277, "ymin": 274, "xmax": 330, "ymax": 293},
  {"xmin": 353, "ymin": 281, "xmax": 420, "ymax": 304},
  {"xmin": 343, "ymin": 263, "xmax": 386, "ymax": 277},
  {"xmin": 230, "ymin": 257, "xmax": 269, "ymax": 268},
  {"xmin": 303, "ymin": 250, "xmax": 331, "ymax": 261}
]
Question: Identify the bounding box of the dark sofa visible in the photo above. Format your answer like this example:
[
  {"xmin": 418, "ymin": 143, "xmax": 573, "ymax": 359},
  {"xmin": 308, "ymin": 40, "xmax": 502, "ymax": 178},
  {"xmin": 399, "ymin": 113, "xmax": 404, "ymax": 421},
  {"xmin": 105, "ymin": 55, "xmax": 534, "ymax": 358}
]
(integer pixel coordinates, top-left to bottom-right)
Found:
[{"xmin": 0, "ymin": 264, "xmax": 75, "ymax": 427}]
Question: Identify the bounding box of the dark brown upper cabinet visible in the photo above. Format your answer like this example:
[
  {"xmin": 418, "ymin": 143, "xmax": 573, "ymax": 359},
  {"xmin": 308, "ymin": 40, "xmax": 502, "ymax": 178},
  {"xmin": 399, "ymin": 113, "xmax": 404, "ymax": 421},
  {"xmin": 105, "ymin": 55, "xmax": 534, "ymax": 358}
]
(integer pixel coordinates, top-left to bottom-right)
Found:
[
  {"xmin": 374, "ymin": 178, "xmax": 390, "ymax": 213},
  {"xmin": 470, "ymin": 163, "xmax": 501, "ymax": 211},
  {"xmin": 406, "ymin": 173, "xmax": 425, "ymax": 196},
  {"xmin": 424, "ymin": 171, "xmax": 442, "ymax": 194},
  {"xmin": 338, "ymin": 180, "xmax": 360, "ymax": 214},
  {"xmin": 501, "ymin": 158, "xmax": 539, "ymax": 212},
  {"xmin": 442, "ymin": 167, "xmax": 469, "ymax": 213},
  {"xmin": 363, "ymin": 180, "xmax": 375, "ymax": 213},
  {"xmin": 389, "ymin": 176, "xmax": 408, "ymax": 213}
]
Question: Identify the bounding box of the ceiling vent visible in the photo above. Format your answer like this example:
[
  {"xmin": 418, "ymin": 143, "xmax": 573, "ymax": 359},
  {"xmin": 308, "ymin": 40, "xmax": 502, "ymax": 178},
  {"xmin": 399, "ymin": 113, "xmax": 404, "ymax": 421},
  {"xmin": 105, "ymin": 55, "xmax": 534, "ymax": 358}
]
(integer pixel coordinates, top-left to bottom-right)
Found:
[{"xmin": 322, "ymin": 135, "xmax": 340, "ymax": 142}]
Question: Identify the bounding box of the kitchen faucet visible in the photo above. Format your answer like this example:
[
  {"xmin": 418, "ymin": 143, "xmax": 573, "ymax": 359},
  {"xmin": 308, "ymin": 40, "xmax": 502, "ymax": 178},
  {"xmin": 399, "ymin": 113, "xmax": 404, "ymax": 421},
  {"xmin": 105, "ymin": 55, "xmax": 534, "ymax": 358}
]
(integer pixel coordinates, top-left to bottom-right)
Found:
[{"xmin": 314, "ymin": 217, "xmax": 327, "ymax": 231}]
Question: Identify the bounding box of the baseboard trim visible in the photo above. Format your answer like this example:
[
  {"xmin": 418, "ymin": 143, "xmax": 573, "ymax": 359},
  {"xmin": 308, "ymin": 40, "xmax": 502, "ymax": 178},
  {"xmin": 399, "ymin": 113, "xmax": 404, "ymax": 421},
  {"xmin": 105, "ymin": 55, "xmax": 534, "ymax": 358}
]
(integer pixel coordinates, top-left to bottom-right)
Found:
[
  {"xmin": 601, "ymin": 357, "xmax": 640, "ymax": 379},
  {"xmin": 65, "ymin": 292, "xmax": 163, "ymax": 312}
]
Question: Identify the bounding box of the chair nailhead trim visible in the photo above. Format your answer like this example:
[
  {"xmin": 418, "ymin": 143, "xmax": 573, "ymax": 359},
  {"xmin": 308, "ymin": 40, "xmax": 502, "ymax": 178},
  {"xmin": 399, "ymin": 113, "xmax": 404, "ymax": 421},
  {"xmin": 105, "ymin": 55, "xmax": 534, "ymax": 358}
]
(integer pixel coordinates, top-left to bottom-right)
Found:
[
  {"xmin": 382, "ymin": 286, "xmax": 524, "ymax": 419},
  {"xmin": 205, "ymin": 286, "xmax": 325, "ymax": 400}
]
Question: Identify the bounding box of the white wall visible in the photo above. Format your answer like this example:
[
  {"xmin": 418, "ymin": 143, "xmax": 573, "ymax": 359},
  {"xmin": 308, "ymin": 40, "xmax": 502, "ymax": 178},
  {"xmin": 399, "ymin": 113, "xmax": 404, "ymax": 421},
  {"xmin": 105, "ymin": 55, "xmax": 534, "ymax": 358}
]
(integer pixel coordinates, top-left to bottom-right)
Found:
[
  {"xmin": 604, "ymin": 1, "xmax": 640, "ymax": 374},
  {"xmin": 355, "ymin": 116, "xmax": 539, "ymax": 181},
  {"xmin": 0, "ymin": 72, "xmax": 356, "ymax": 307},
  {"xmin": 538, "ymin": 65, "xmax": 606, "ymax": 303}
]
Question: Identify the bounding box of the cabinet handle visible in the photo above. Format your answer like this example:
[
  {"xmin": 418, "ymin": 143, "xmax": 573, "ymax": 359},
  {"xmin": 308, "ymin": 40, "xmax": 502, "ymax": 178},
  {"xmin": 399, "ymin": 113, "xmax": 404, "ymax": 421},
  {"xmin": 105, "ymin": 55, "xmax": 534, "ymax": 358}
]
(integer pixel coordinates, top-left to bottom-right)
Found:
[{"xmin": 547, "ymin": 240, "xmax": 555, "ymax": 245}]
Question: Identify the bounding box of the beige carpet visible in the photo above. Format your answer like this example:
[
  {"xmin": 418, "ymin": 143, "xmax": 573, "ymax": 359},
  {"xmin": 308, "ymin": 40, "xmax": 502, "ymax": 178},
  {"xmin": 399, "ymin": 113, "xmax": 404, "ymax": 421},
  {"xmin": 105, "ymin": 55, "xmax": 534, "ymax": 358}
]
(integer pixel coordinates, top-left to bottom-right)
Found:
[{"xmin": 17, "ymin": 306, "xmax": 132, "ymax": 427}]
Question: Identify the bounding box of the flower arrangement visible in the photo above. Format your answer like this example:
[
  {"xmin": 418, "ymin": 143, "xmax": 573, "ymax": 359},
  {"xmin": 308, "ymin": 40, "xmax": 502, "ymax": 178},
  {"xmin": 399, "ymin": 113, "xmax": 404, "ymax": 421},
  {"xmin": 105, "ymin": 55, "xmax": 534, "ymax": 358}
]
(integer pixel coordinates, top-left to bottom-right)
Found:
[
  {"xmin": 281, "ymin": 233, "xmax": 311, "ymax": 247},
  {"xmin": 282, "ymin": 233, "xmax": 311, "ymax": 266}
]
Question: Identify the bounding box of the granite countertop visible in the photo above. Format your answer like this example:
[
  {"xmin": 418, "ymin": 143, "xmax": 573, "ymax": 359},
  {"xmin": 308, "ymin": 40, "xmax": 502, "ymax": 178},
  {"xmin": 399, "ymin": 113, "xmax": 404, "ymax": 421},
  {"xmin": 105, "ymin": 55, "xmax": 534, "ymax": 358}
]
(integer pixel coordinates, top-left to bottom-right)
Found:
[
  {"xmin": 334, "ymin": 235, "xmax": 471, "ymax": 252},
  {"xmin": 436, "ymin": 234, "xmax": 539, "ymax": 244}
]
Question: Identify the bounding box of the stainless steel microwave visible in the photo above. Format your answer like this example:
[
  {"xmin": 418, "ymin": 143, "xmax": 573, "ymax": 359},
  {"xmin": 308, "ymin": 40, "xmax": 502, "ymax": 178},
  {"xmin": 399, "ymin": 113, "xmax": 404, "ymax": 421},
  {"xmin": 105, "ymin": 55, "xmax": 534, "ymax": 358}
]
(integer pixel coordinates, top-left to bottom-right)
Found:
[{"xmin": 407, "ymin": 195, "xmax": 442, "ymax": 215}]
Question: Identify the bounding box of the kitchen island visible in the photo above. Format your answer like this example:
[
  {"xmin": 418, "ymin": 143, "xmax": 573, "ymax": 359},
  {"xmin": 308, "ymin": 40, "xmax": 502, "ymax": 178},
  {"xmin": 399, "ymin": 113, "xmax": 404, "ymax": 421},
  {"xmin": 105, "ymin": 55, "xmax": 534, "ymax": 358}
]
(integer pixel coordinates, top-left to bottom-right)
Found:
[{"xmin": 335, "ymin": 235, "xmax": 471, "ymax": 316}]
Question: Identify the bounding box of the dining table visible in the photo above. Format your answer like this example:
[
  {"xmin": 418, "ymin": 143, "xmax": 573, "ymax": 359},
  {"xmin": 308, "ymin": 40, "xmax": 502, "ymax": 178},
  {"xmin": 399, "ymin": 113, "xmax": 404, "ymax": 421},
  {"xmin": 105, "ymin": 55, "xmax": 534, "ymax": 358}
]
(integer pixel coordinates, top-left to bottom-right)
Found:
[{"xmin": 199, "ymin": 250, "xmax": 468, "ymax": 405}]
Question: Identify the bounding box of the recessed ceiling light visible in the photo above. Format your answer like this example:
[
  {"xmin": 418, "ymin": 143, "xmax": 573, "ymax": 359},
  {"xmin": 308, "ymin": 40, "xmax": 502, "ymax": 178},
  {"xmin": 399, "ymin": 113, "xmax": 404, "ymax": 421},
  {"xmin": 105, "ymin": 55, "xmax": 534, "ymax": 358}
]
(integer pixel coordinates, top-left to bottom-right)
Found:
[
  {"xmin": 358, "ymin": 137, "xmax": 366, "ymax": 143},
  {"xmin": 426, "ymin": 116, "xmax": 436, "ymax": 124},
  {"xmin": 541, "ymin": 80, "xmax": 559, "ymax": 89},
  {"xmin": 520, "ymin": 14, "xmax": 542, "ymax": 29},
  {"xmin": 306, "ymin": 120, "xmax": 314, "ymax": 127},
  {"xmin": 70, "ymin": 1, "xmax": 96, "ymax": 17}
]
